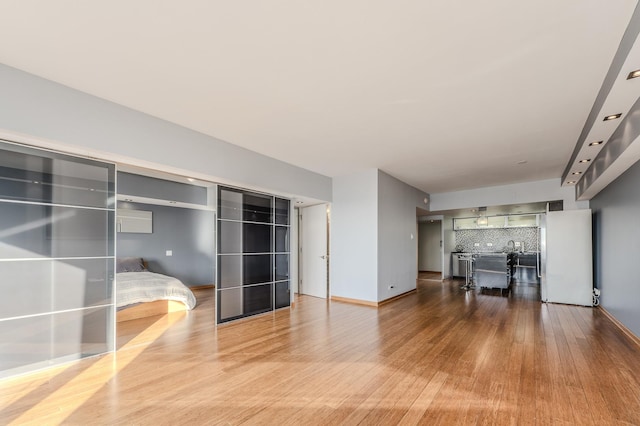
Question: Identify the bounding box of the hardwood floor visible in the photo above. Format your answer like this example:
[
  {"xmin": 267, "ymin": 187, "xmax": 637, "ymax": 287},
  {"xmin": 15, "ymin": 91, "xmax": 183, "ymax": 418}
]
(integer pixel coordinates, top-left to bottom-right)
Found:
[{"xmin": 2, "ymin": 275, "xmax": 640, "ymax": 425}]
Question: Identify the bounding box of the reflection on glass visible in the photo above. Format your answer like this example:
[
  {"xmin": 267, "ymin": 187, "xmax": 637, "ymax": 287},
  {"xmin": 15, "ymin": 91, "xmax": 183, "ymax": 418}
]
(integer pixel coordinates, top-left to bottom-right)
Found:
[{"xmin": 0, "ymin": 141, "xmax": 115, "ymax": 379}]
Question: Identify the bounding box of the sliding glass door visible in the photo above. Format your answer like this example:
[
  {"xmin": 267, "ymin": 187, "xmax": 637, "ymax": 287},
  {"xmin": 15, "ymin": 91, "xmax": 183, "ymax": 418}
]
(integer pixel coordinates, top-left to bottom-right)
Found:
[
  {"xmin": 0, "ymin": 141, "xmax": 115, "ymax": 378},
  {"xmin": 217, "ymin": 187, "xmax": 290, "ymax": 323}
]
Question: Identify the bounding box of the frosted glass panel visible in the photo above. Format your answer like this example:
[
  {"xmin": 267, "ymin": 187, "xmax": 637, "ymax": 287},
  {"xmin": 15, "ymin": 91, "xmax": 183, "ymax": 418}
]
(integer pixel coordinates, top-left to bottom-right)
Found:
[
  {"xmin": 218, "ymin": 287, "xmax": 243, "ymax": 321},
  {"xmin": 0, "ymin": 202, "xmax": 113, "ymax": 259},
  {"xmin": 0, "ymin": 258, "xmax": 114, "ymax": 319},
  {"xmin": 219, "ymin": 255, "xmax": 242, "ymax": 289},
  {"xmin": 0, "ymin": 144, "xmax": 114, "ymax": 208},
  {"xmin": 0, "ymin": 140, "xmax": 115, "ymax": 379},
  {"xmin": 219, "ymin": 221, "xmax": 241, "ymax": 254},
  {"xmin": 0, "ymin": 307, "xmax": 112, "ymax": 378},
  {"xmin": 219, "ymin": 189, "xmax": 242, "ymax": 220}
]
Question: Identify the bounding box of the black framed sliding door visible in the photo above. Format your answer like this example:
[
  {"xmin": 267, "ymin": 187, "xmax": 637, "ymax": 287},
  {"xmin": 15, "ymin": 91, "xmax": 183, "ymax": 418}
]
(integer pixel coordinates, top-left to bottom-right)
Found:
[{"xmin": 217, "ymin": 187, "xmax": 290, "ymax": 323}]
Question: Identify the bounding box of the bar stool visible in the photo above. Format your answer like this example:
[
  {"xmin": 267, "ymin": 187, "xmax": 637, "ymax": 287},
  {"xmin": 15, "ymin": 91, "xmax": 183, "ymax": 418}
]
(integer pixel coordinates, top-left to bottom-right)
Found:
[{"xmin": 460, "ymin": 254, "xmax": 475, "ymax": 290}]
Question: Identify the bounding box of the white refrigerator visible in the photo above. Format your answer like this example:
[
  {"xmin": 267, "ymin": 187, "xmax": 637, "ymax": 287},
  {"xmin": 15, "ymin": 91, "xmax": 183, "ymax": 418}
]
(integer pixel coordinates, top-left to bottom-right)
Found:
[{"xmin": 540, "ymin": 209, "xmax": 593, "ymax": 306}]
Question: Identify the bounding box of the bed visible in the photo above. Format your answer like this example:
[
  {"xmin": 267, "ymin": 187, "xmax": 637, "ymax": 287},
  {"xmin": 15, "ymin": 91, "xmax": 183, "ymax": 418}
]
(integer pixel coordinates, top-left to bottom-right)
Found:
[{"xmin": 116, "ymin": 257, "xmax": 197, "ymax": 322}]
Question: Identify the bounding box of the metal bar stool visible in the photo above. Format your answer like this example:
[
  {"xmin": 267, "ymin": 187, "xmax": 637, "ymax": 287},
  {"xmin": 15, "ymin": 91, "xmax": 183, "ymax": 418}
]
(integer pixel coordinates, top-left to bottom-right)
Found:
[{"xmin": 460, "ymin": 254, "xmax": 475, "ymax": 290}]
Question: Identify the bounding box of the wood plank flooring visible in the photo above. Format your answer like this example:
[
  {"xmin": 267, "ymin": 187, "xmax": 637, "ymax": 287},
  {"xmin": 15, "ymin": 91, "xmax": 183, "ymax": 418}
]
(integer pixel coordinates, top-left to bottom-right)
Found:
[{"xmin": 2, "ymin": 274, "xmax": 640, "ymax": 425}]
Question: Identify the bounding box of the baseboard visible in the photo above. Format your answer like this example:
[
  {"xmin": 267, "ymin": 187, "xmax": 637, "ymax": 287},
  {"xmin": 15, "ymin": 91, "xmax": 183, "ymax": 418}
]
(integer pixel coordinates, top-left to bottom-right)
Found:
[
  {"xmin": 189, "ymin": 284, "xmax": 215, "ymax": 290},
  {"xmin": 599, "ymin": 306, "xmax": 640, "ymax": 349},
  {"xmin": 378, "ymin": 289, "xmax": 417, "ymax": 306},
  {"xmin": 330, "ymin": 295, "xmax": 378, "ymax": 307},
  {"xmin": 419, "ymin": 270, "xmax": 441, "ymax": 274},
  {"xmin": 331, "ymin": 289, "xmax": 417, "ymax": 308}
]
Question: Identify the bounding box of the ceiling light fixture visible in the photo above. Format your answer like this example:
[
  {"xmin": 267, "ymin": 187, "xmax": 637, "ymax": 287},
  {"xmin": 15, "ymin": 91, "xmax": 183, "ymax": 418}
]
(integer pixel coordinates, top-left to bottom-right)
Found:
[
  {"xmin": 295, "ymin": 201, "xmax": 304, "ymax": 204},
  {"xmin": 169, "ymin": 201, "xmax": 177, "ymax": 204},
  {"xmin": 588, "ymin": 141, "xmax": 603, "ymax": 146},
  {"xmin": 603, "ymin": 113, "xmax": 622, "ymax": 121},
  {"xmin": 572, "ymin": 171, "xmax": 582, "ymax": 175},
  {"xmin": 627, "ymin": 69, "xmax": 640, "ymax": 80},
  {"xmin": 567, "ymin": 181, "xmax": 576, "ymax": 184},
  {"xmin": 579, "ymin": 159, "xmax": 591, "ymax": 163},
  {"xmin": 187, "ymin": 178, "xmax": 195, "ymax": 182},
  {"xmin": 517, "ymin": 160, "xmax": 527, "ymax": 165}
]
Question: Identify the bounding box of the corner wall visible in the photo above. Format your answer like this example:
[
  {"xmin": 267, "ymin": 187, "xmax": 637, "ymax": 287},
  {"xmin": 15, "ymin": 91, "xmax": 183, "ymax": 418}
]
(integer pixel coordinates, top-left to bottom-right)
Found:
[
  {"xmin": 330, "ymin": 169, "xmax": 429, "ymax": 303},
  {"xmin": 591, "ymin": 159, "xmax": 640, "ymax": 338},
  {"xmin": 377, "ymin": 171, "xmax": 429, "ymax": 300}
]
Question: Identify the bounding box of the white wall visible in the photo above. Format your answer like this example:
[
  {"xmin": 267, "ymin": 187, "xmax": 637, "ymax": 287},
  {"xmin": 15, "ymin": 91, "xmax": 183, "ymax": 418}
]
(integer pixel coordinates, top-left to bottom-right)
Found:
[
  {"xmin": 442, "ymin": 216, "xmax": 455, "ymax": 278},
  {"xmin": 430, "ymin": 178, "xmax": 588, "ymax": 212},
  {"xmin": 418, "ymin": 221, "xmax": 442, "ymax": 272},
  {"xmin": 0, "ymin": 64, "xmax": 331, "ymax": 202},
  {"xmin": 377, "ymin": 171, "xmax": 429, "ymax": 301},
  {"xmin": 330, "ymin": 169, "xmax": 379, "ymax": 302}
]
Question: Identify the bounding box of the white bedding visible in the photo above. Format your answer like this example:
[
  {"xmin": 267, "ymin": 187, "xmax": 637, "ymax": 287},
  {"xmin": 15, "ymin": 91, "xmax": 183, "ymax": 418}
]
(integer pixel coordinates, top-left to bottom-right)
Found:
[{"xmin": 116, "ymin": 271, "xmax": 197, "ymax": 310}]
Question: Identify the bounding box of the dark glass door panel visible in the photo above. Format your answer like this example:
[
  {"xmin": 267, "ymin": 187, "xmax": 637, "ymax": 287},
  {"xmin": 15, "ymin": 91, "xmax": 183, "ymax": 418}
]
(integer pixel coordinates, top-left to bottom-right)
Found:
[
  {"xmin": 243, "ymin": 223, "xmax": 272, "ymax": 253},
  {"xmin": 243, "ymin": 193, "xmax": 272, "ymax": 223},
  {"xmin": 275, "ymin": 198, "xmax": 290, "ymax": 225},
  {"xmin": 275, "ymin": 254, "xmax": 289, "ymax": 281},
  {"xmin": 218, "ymin": 254, "xmax": 242, "ymax": 289},
  {"xmin": 243, "ymin": 284, "xmax": 273, "ymax": 316},
  {"xmin": 275, "ymin": 281, "xmax": 290, "ymax": 309},
  {"xmin": 275, "ymin": 226, "xmax": 289, "ymax": 252},
  {"xmin": 0, "ymin": 258, "xmax": 114, "ymax": 319},
  {"xmin": 243, "ymin": 254, "xmax": 272, "ymax": 285}
]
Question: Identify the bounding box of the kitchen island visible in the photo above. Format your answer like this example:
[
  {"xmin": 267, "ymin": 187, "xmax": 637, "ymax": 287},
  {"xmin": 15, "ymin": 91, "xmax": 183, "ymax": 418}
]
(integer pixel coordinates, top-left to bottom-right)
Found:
[{"xmin": 474, "ymin": 252, "xmax": 514, "ymax": 291}]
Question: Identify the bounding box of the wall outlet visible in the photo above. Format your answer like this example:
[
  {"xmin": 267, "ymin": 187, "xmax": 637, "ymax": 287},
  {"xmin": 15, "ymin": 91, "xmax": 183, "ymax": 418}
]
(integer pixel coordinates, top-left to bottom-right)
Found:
[{"xmin": 166, "ymin": 250, "xmax": 173, "ymax": 256}]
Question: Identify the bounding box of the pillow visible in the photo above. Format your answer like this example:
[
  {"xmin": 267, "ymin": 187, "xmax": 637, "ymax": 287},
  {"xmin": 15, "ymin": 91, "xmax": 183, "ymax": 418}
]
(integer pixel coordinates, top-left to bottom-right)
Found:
[{"xmin": 116, "ymin": 257, "xmax": 147, "ymax": 273}]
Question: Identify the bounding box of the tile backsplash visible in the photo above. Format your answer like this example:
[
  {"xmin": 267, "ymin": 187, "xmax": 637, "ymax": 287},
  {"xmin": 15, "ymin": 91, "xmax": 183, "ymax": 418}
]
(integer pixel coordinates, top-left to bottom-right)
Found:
[{"xmin": 455, "ymin": 227, "xmax": 539, "ymax": 252}]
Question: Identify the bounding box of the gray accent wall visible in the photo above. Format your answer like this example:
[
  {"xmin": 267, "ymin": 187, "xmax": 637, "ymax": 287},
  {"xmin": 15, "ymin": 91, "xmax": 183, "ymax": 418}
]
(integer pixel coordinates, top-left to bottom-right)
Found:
[
  {"xmin": 591, "ymin": 158, "xmax": 640, "ymax": 338},
  {"xmin": 117, "ymin": 201, "xmax": 215, "ymax": 287}
]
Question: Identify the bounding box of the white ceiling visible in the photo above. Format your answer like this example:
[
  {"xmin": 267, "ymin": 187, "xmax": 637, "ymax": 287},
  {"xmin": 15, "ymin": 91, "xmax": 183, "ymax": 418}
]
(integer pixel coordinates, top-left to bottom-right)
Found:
[{"xmin": 0, "ymin": 1, "xmax": 637, "ymax": 194}]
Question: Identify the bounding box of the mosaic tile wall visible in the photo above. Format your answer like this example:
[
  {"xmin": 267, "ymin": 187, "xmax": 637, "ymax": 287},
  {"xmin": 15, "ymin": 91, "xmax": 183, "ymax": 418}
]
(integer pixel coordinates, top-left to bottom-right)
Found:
[{"xmin": 455, "ymin": 227, "xmax": 539, "ymax": 252}]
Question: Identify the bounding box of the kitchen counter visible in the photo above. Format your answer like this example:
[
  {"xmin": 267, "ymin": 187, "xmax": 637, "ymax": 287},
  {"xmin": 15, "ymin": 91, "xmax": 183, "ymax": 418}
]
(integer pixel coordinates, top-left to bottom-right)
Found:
[{"xmin": 474, "ymin": 252, "xmax": 514, "ymax": 290}]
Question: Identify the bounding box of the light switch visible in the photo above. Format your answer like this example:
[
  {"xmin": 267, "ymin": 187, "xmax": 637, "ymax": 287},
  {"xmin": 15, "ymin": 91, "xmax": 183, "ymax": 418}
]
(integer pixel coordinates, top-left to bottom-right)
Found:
[{"xmin": 166, "ymin": 250, "xmax": 173, "ymax": 256}]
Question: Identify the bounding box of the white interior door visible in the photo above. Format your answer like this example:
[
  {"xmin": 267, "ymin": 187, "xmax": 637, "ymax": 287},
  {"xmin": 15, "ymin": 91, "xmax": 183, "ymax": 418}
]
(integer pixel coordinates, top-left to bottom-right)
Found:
[{"xmin": 301, "ymin": 204, "xmax": 328, "ymax": 298}]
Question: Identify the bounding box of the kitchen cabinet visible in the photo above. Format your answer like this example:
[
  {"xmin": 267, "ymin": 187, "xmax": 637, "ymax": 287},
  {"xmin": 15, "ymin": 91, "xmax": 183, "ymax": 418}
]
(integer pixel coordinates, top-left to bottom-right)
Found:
[{"xmin": 454, "ymin": 214, "xmax": 539, "ymax": 230}]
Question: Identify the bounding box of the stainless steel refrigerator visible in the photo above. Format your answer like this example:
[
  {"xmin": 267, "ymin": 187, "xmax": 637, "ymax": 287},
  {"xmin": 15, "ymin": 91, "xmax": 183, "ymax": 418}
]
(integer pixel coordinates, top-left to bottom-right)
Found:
[{"xmin": 540, "ymin": 209, "xmax": 593, "ymax": 306}]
